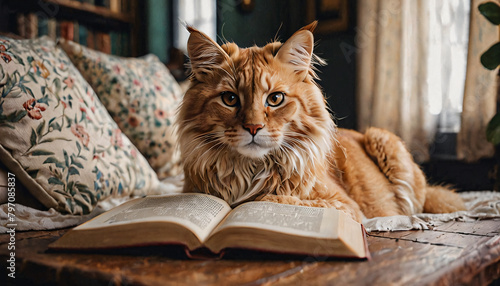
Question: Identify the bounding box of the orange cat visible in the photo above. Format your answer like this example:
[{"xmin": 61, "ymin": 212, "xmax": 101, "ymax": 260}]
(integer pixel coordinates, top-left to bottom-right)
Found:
[{"xmin": 177, "ymin": 22, "xmax": 465, "ymax": 223}]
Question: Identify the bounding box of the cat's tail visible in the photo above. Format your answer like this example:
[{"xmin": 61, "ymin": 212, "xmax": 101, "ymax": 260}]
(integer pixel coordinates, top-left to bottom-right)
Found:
[
  {"xmin": 362, "ymin": 127, "xmax": 466, "ymax": 214},
  {"xmin": 423, "ymin": 185, "xmax": 466, "ymax": 213}
]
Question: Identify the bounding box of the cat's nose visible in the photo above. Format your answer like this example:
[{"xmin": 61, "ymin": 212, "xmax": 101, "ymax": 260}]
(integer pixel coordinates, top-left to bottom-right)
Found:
[{"xmin": 243, "ymin": 124, "xmax": 264, "ymax": 136}]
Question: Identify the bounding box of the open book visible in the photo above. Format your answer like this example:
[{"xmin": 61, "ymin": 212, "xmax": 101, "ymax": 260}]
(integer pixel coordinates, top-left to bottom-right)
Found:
[{"xmin": 49, "ymin": 193, "xmax": 369, "ymax": 259}]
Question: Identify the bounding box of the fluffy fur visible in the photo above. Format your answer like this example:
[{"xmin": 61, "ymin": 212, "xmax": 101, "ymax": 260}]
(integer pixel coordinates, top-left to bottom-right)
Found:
[{"xmin": 177, "ymin": 22, "xmax": 465, "ymax": 223}]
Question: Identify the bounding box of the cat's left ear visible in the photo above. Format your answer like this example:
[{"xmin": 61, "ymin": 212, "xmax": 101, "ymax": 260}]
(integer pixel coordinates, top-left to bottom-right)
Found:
[{"xmin": 275, "ymin": 21, "xmax": 317, "ymax": 81}]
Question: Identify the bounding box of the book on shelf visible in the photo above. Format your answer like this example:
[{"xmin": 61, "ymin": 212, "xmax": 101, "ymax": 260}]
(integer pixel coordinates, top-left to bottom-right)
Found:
[
  {"xmin": 16, "ymin": 14, "xmax": 25, "ymax": 38},
  {"xmin": 79, "ymin": 25, "xmax": 88, "ymax": 46},
  {"xmin": 38, "ymin": 16, "xmax": 49, "ymax": 37},
  {"xmin": 59, "ymin": 21, "xmax": 74, "ymax": 41},
  {"xmin": 17, "ymin": 13, "xmax": 39, "ymax": 39},
  {"xmin": 110, "ymin": 0, "xmax": 121, "ymax": 13},
  {"xmin": 49, "ymin": 193, "xmax": 370, "ymax": 259},
  {"xmin": 4, "ymin": 0, "xmax": 135, "ymax": 55},
  {"xmin": 13, "ymin": 13, "xmax": 130, "ymax": 56},
  {"xmin": 95, "ymin": 31, "xmax": 111, "ymax": 54},
  {"xmin": 121, "ymin": 32, "xmax": 130, "ymax": 56},
  {"xmin": 121, "ymin": 0, "xmax": 129, "ymax": 13},
  {"xmin": 56, "ymin": 20, "xmax": 61, "ymax": 41},
  {"xmin": 86, "ymin": 28, "xmax": 95, "ymax": 50},
  {"xmin": 110, "ymin": 31, "xmax": 120, "ymax": 55},
  {"xmin": 25, "ymin": 13, "xmax": 38, "ymax": 39},
  {"xmin": 47, "ymin": 18, "xmax": 57, "ymax": 41}
]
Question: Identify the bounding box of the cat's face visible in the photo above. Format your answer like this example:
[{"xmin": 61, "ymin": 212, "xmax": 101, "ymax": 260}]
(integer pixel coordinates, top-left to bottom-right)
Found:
[{"xmin": 179, "ymin": 22, "xmax": 333, "ymax": 161}]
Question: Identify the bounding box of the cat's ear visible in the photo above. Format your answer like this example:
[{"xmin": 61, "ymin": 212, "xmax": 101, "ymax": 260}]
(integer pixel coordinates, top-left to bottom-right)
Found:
[
  {"xmin": 275, "ymin": 21, "xmax": 317, "ymax": 81},
  {"xmin": 187, "ymin": 26, "xmax": 231, "ymax": 82}
]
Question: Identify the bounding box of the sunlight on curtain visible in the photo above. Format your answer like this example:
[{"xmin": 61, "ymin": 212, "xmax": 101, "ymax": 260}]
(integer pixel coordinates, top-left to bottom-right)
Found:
[
  {"xmin": 173, "ymin": 0, "xmax": 217, "ymax": 53},
  {"xmin": 357, "ymin": 0, "xmax": 440, "ymax": 162},
  {"xmin": 457, "ymin": 0, "xmax": 498, "ymax": 162},
  {"xmin": 356, "ymin": 0, "xmax": 497, "ymax": 162},
  {"xmin": 427, "ymin": 0, "xmax": 470, "ymax": 133}
]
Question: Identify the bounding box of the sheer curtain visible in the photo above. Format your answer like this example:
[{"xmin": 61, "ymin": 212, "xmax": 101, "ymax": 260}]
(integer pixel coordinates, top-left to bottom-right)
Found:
[
  {"xmin": 457, "ymin": 0, "xmax": 497, "ymax": 162},
  {"xmin": 173, "ymin": 0, "xmax": 217, "ymax": 53},
  {"xmin": 356, "ymin": 0, "xmax": 497, "ymax": 163}
]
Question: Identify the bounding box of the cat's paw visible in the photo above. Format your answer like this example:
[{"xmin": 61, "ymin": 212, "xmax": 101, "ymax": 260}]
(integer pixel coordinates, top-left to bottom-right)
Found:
[
  {"xmin": 259, "ymin": 194, "xmax": 363, "ymax": 223},
  {"xmin": 259, "ymin": 194, "xmax": 303, "ymax": 205},
  {"xmin": 336, "ymin": 205, "xmax": 364, "ymax": 223}
]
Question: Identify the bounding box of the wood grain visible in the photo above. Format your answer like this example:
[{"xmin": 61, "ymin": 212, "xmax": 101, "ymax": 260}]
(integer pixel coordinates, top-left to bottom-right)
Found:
[{"xmin": 2, "ymin": 219, "xmax": 500, "ymax": 285}]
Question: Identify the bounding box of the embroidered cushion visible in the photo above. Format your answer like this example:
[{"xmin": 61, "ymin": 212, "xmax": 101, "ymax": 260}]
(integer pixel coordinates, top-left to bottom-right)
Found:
[
  {"xmin": 58, "ymin": 40, "xmax": 183, "ymax": 179},
  {"xmin": 0, "ymin": 36, "xmax": 159, "ymax": 215}
]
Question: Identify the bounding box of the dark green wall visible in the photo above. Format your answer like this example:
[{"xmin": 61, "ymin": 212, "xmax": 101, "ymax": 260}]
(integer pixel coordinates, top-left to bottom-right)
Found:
[
  {"xmin": 146, "ymin": 0, "xmax": 172, "ymax": 63},
  {"xmin": 216, "ymin": 0, "xmax": 357, "ymax": 129},
  {"xmin": 314, "ymin": 34, "xmax": 357, "ymax": 129},
  {"xmin": 217, "ymin": 0, "xmax": 303, "ymax": 47}
]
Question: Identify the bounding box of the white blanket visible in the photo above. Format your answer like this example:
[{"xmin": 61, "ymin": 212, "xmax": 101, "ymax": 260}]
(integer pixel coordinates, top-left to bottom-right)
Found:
[
  {"xmin": 1, "ymin": 182, "xmax": 500, "ymax": 233},
  {"xmin": 0, "ymin": 176, "xmax": 183, "ymax": 232},
  {"xmin": 363, "ymin": 191, "xmax": 500, "ymax": 232}
]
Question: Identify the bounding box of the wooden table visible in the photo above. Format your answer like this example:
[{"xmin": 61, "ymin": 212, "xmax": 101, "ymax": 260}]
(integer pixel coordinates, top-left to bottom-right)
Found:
[{"xmin": 1, "ymin": 219, "xmax": 500, "ymax": 285}]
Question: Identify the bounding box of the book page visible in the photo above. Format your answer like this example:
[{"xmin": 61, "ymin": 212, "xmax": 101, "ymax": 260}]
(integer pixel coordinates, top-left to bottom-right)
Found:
[
  {"xmin": 75, "ymin": 194, "xmax": 232, "ymax": 242},
  {"xmin": 212, "ymin": 201, "xmax": 340, "ymax": 239}
]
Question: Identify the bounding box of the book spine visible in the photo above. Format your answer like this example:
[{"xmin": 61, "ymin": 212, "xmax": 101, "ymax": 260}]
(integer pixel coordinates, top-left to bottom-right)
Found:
[
  {"xmin": 110, "ymin": 31, "xmax": 118, "ymax": 55},
  {"xmin": 101, "ymin": 32, "xmax": 111, "ymax": 54},
  {"xmin": 55, "ymin": 20, "xmax": 61, "ymax": 39},
  {"xmin": 121, "ymin": 0, "xmax": 128, "ymax": 13},
  {"xmin": 17, "ymin": 14, "xmax": 25, "ymax": 38},
  {"xmin": 37, "ymin": 15, "xmax": 49, "ymax": 36},
  {"xmin": 73, "ymin": 21, "xmax": 79, "ymax": 43},
  {"xmin": 95, "ymin": 32, "xmax": 101, "ymax": 51},
  {"xmin": 110, "ymin": 0, "xmax": 120, "ymax": 13},
  {"xmin": 117, "ymin": 32, "xmax": 123, "ymax": 56},
  {"xmin": 79, "ymin": 25, "xmax": 88, "ymax": 46},
  {"xmin": 87, "ymin": 28, "xmax": 95, "ymax": 50},
  {"xmin": 47, "ymin": 18, "xmax": 57, "ymax": 41},
  {"xmin": 60, "ymin": 21, "xmax": 74, "ymax": 41},
  {"xmin": 25, "ymin": 13, "xmax": 38, "ymax": 39},
  {"xmin": 122, "ymin": 32, "xmax": 130, "ymax": 57}
]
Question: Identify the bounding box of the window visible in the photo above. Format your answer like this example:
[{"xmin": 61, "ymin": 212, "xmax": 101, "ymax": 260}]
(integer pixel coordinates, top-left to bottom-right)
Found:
[
  {"xmin": 173, "ymin": 0, "xmax": 217, "ymax": 53},
  {"xmin": 426, "ymin": 0, "xmax": 470, "ymax": 133}
]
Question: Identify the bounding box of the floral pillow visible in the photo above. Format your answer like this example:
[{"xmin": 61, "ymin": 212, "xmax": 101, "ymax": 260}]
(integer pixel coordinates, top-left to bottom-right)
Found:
[
  {"xmin": 0, "ymin": 36, "xmax": 160, "ymax": 215},
  {"xmin": 58, "ymin": 40, "xmax": 183, "ymax": 179}
]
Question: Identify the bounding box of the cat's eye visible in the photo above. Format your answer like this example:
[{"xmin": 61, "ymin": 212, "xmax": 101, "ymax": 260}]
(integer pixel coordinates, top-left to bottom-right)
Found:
[
  {"xmin": 266, "ymin": 92, "xmax": 285, "ymax": 107},
  {"xmin": 221, "ymin": 91, "xmax": 240, "ymax": 107}
]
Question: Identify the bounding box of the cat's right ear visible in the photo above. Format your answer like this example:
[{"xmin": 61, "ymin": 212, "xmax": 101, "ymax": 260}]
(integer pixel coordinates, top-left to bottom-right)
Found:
[{"xmin": 187, "ymin": 27, "xmax": 231, "ymax": 82}]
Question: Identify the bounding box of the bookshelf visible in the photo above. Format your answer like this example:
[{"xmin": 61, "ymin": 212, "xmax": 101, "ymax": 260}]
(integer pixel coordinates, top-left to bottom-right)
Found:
[{"xmin": 0, "ymin": 0, "xmax": 145, "ymax": 57}]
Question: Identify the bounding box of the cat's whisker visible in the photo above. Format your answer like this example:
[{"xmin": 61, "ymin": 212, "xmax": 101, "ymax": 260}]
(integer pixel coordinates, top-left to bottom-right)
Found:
[
  {"xmin": 199, "ymin": 140, "xmax": 226, "ymax": 159},
  {"xmin": 192, "ymin": 138, "xmax": 224, "ymax": 155},
  {"xmin": 282, "ymin": 137, "xmax": 321, "ymax": 171},
  {"xmin": 280, "ymin": 141, "xmax": 307, "ymax": 174},
  {"xmin": 283, "ymin": 137, "xmax": 315, "ymax": 155},
  {"xmin": 283, "ymin": 131, "xmax": 324, "ymax": 149},
  {"xmin": 195, "ymin": 132, "xmax": 222, "ymax": 142},
  {"xmin": 283, "ymin": 132, "xmax": 324, "ymax": 157},
  {"xmin": 181, "ymin": 134, "xmax": 225, "ymax": 162},
  {"xmin": 282, "ymin": 140, "xmax": 307, "ymax": 155}
]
